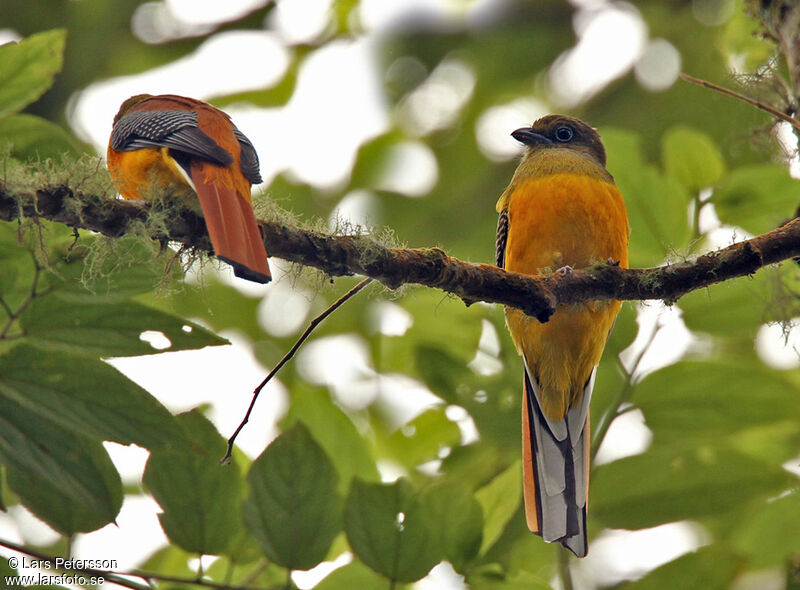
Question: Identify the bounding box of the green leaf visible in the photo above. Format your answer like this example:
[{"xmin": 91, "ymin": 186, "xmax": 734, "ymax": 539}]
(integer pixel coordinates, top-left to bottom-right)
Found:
[
  {"xmin": 636, "ymin": 360, "xmax": 800, "ymax": 445},
  {"xmin": 143, "ymin": 411, "xmax": 243, "ymax": 555},
  {"xmin": 468, "ymin": 564, "xmax": 553, "ymax": 590},
  {"xmin": 54, "ymin": 236, "xmax": 181, "ymax": 303},
  {"xmin": 0, "ymin": 252, "xmax": 20, "ymax": 298},
  {"xmin": 6, "ymin": 447, "xmax": 121, "ymax": 535},
  {"xmin": 475, "ymin": 460, "xmax": 522, "ymax": 555},
  {"xmin": 282, "ymin": 384, "xmax": 379, "ymax": 490},
  {"xmin": 721, "ymin": 6, "xmax": 775, "ymax": 72},
  {"xmin": 350, "ymin": 133, "xmax": 404, "ymax": 190},
  {"xmin": 155, "ymin": 276, "xmax": 266, "ymax": 342},
  {"xmin": 730, "ymin": 491, "xmax": 800, "ymax": 568},
  {"xmin": 0, "ymin": 394, "xmax": 122, "ymax": 527},
  {"xmin": 0, "ymin": 29, "xmax": 66, "ymax": 116},
  {"xmin": 440, "ymin": 444, "xmax": 518, "ymax": 496},
  {"xmin": 414, "ymin": 345, "xmax": 467, "ymax": 400},
  {"xmin": 344, "ymin": 478, "xmax": 440, "ymax": 583},
  {"xmin": 679, "ymin": 273, "xmax": 771, "ymax": 339},
  {"xmin": 0, "ymin": 345, "xmax": 182, "ymax": 449},
  {"xmin": 418, "ymin": 482, "xmax": 483, "ymax": 573},
  {"xmin": 205, "ymin": 556, "xmax": 289, "ymax": 590},
  {"xmin": 379, "ymin": 293, "xmax": 483, "ymax": 375},
  {"xmin": 603, "ymin": 129, "xmax": 691, "ymax": 267},
  {"xmin": 606, "ymin": 302, "xmax": 639, "ymax": 358},
  {"xmin": 413, "ymin": 309, "xmax": 522, "ymax": 452},
  {"xmin": 591, "ymin": 303, "xmax": 637, "ymax": 438},
  {"xmin": 138, "ymin": 545, "xmax": 195, "ymax": 578},
  {"xmin": 0, "ymin": 223, "xmax": 37, "ymax": 306},
  {"xmin": 381, "ymin": 408, "xmax": 461, "ymax": 469},
  {"xmin": 662, "ymin": 126, "xmax": 725, "ymax": 191},
  {"xmin": 493, "ymin": 524, "xmax": 558, "ymax": 582},
  {"xmin": 592, "ymin": 445, "xmax": 791, "ymax": 529},
  {"xmin": 21, "ymin": 296, "xmax": 226, "ymax": 357},
  {"xmin": 316, "ymin": 560, "xmax": 404, "ymax": 590},
  {"xmin": 243, "ymin": 422, "xmax": 342, "ymax": 570},
  {"xmin": 220, "ymin": 527, "xmax": 266, "ymax": 566},
  {"xmin": 714, "ymin": 164, "xmax": 800, "ymax": 235},
  {"xmin": 0, "ymin": 114, "xmax": 80, "ymax": 159},
  {"xmin": 621, "ymin": 546, "xmax": 742, "ymax": 590},
  {"xmin": 0, "ymin": 261, "xmax": 19, "ymax": 300}
]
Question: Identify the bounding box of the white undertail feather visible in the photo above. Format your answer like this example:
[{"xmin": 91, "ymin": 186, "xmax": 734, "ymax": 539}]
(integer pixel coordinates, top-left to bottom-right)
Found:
[
  {"xmin": 523, "ymin": 358, "xmax": 595, "ymax": 557},
  {"xmin": 169, "ymin": 152, "xmax": 197, "ymax": 191}
]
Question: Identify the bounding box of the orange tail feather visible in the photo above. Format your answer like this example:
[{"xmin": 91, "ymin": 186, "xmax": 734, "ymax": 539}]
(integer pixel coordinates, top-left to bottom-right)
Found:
[
  {"xmin": 522, "ymin": 390, "xmax": 540, "ymax": 533},
  {"xmin": 190, "ymin": 167, "xmax": 271, "ymax": 284}
]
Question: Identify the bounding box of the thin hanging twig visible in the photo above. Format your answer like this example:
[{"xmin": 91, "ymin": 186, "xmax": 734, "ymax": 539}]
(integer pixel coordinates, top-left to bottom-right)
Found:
[
  {"xmin": 221, "ymin": 278, "xmax": 374, "ymax": 464},
  {"xmin": 680, "ymin": 72, "xmax": 800, "ymax": 132}
]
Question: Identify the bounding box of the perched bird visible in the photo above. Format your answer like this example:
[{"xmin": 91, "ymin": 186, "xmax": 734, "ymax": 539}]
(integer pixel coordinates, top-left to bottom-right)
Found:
[
  {"xmin": 107, "ymin": 94, "xmax": 271, "ymax": 283},
  {"xmin": 495, "ymin": 115, "xmax": 629, "ymax": 557}
]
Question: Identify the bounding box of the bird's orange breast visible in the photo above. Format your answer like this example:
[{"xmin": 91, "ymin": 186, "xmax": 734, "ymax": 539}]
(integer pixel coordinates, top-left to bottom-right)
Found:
[
  {"xmin": 504, "ymin": 173, "xmax": 628, "ymax": 419},
  {"xmin": 504, "ymin": 173, "xmax": 628, "ymax": 273}
]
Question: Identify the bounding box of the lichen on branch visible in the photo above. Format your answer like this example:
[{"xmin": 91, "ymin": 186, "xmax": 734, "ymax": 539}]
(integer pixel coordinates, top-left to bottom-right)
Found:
[{"xmin": 1, "ymin": 177, "xmax": 798, "ymax": 324}]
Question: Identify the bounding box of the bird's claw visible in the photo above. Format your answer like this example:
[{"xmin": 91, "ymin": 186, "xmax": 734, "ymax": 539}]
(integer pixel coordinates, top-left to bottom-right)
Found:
[{"xmin": 555, "ymin": 265, "xmax": 573, "ymax": 276}]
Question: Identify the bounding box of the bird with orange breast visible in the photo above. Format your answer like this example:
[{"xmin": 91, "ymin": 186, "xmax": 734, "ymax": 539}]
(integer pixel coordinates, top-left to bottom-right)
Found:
[
  {"xmin": 495, "ymin": 115, "xmax": 629, "ymax": 556},
  {"xmin": 107, "ymin": 94, "xmax": 271, "ymax": 284}
]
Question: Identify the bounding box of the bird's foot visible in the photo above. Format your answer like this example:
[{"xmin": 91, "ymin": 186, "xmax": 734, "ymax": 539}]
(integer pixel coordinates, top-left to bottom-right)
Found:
[{"xmin": 555, "ymin": 265, "xmax": 574, "ymax": 276}]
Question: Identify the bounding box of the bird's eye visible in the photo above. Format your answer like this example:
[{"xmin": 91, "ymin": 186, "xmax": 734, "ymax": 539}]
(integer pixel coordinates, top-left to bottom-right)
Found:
[{"xmin": 554, "ymin": 126, "xmax": 574, "ymax": 142}]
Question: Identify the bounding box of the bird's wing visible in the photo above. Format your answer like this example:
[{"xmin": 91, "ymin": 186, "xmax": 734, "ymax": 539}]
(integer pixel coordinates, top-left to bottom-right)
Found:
[
  {"xmin": 110, "ymin": 110, "xmax": 233, "ymax": 168},
  {"xmin": 496, "ymin": 207, "xmax": 509, "ymax": 268},
  {"xmin": 233, "ymin": 125, "xmax": 262, "ymax": 184}
]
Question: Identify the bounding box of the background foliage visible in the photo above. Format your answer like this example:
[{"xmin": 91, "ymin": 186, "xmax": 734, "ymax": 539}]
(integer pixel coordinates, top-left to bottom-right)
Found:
[{"xmin": 0, "ymin": 1, "xmax": 799, "ymax": 589}]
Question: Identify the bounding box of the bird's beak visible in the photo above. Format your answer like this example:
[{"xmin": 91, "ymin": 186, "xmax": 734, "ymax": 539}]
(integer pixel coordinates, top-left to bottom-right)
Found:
[{"xmin": 511, "ymin": 127, "xmax": 552, "ymax": 147}]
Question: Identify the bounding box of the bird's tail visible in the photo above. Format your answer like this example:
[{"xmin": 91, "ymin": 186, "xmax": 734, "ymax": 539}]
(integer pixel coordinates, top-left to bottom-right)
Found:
[
  {"xmin": 521, "ymin": 367, "xmax": 593, "ymax": 557},
  {"xmin": 190, "ymin": 165, "xmax": 271, "ymax": 284}
]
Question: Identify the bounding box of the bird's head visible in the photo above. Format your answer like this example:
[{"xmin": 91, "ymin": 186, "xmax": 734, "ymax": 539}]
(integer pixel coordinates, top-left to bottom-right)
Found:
[{"xmin": 512, "ymin": 115, "xmax": 606, "ymax": 167}]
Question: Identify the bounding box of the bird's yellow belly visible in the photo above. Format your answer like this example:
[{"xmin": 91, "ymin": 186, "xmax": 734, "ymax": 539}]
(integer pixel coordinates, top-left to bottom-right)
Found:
[
  {"xmin": 107, "ymin": 147, "xmax": 192, "ymax": 201},
  {"xmin": 503, "ymin": 173, "xmax": 628, "ymax": 419}
]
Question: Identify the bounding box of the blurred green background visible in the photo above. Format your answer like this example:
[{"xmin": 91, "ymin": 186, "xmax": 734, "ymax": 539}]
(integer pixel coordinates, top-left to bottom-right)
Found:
[{"xmin": 0, "ymin": 1, "xmax": 799, "ymax": 589}]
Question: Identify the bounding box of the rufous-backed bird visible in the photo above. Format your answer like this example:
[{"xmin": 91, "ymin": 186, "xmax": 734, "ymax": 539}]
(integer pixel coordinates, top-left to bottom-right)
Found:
[
  {"xmin": 107, "ymin": 94, "xmax": 271, "ymax": 283},
  {"xmin": 495, "ymin": 115, "xmax": 629, "ymax": 557}
]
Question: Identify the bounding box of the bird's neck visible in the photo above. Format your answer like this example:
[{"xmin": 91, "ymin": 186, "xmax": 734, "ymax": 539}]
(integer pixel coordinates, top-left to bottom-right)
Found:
[
  {"xmin": 496, "ymin": 148, "xmax": 614, "ymax": 213},
  {"xmin": 514, "ymin": 148, "xmax": 613, "ymax": 184}
]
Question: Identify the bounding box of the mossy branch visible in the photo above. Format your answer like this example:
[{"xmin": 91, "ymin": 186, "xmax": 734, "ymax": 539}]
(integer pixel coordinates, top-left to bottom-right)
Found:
[{"xmin": 1, "ymin": 182, "xmax": 799, "ymax": 323}]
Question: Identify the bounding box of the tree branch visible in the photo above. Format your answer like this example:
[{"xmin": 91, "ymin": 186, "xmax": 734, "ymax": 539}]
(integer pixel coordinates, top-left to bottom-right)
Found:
[{"xmin": 1, "ymin": 182, "xmax": 799, "ymax": 323}]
